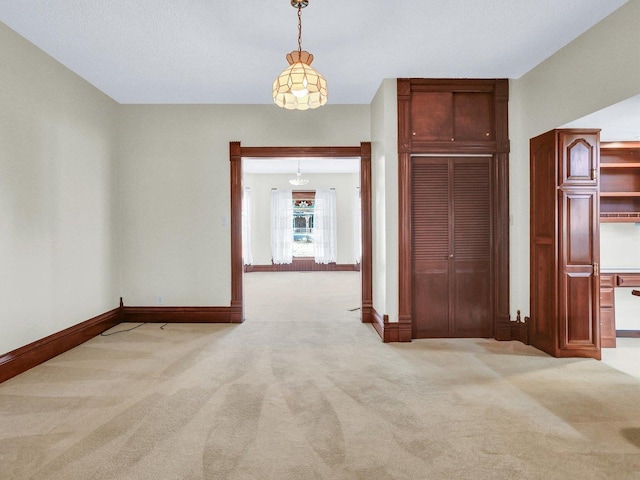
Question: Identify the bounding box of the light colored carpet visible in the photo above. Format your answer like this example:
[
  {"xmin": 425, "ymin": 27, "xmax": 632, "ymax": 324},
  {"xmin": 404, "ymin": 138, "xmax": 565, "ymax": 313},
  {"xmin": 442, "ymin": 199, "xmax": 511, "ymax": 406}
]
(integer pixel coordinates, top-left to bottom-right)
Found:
[{"xmin": 1, "ymin": 272, "xmax": 640, "ymax": 479}]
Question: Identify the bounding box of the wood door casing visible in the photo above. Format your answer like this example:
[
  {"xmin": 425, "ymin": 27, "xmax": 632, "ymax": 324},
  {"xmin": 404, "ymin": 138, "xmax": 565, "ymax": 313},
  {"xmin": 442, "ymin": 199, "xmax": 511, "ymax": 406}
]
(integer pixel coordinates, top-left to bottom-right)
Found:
[
  {"xmin": 411, "ymin": 157, "xmax": 492, "ymax": 338},
  {"xmin": 230, "ymin": 143, "xmax": 373, "ymax": 325}
]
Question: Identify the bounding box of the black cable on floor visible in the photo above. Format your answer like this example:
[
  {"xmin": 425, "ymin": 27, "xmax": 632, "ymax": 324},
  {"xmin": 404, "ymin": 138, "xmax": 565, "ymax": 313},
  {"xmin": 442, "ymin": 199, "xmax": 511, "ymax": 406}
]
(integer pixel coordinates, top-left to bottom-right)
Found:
[{"xmin": 100, "ymin": 323, "xmax": 145, "ymax": 336}]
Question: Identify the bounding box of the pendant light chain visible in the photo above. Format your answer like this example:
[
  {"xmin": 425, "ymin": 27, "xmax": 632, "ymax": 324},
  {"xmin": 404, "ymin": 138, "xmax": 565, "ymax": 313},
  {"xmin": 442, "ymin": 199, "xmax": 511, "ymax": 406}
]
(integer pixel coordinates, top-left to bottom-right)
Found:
[
  {"xmin": 297, "ymin": 5, "xmax": 303, "ymax": 55},
  {"xmin": 273, "ymin": 0, "xmax": 327, "ymax": 110}
]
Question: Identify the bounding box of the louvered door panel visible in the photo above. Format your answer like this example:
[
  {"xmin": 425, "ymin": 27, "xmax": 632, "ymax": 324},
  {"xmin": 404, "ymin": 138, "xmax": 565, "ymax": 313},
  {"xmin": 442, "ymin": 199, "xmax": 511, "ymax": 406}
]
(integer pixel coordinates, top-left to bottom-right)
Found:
[
  {"xmin": 452, "ymin": 159, "xmax": 492, "ymax": 336},
  {"xmin": 412, "ymin": 158, "xmax": 451, "ymax": 337}
]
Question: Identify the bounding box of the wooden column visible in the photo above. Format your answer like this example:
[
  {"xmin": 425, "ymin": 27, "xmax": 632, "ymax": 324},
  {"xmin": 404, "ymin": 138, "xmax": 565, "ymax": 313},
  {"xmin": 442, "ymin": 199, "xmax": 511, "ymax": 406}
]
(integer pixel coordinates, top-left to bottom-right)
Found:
[
  {"xmin": 397, "ymin": 79, "xmax": 413, "ymax": 337},
  {"xmin": 360, "ymin": 142, "xmax": 373, "ymax": 323},
  {"xmin": 493, "ymin": 80, "xmax": 512, "ymax": 340},
  {"xmin": 229, "ymin": 141, "xmax": 244, "ymax": 323}
]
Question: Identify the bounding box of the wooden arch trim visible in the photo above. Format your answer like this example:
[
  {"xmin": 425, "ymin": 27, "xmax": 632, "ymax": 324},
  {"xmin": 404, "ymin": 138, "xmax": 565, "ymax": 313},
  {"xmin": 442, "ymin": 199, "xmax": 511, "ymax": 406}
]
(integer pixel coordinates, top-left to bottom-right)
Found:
[{"xmin": 229, "ymin": 142, "xmax": 373, "ymax": 325}]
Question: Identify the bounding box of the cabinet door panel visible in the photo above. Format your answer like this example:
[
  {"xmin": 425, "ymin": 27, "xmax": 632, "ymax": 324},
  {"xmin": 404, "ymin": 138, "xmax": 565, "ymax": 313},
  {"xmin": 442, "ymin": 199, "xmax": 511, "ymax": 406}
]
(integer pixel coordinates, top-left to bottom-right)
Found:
[
  {"xmin": 559, "ymin": 133, "xmax": 599, "ymax": 186},
  {"xmin": 559, "ymin": 189, "xmax": 599, "ymax": 353},
  {"xmin": 411, "ymin": 92, "xmax": 453, "ymax": 141},
  {"xmin": 454, "ymin": 92, "xmax": 494, "ymax": 142},
  {"xmin": 600, "ymin": 307, "xmax": 616, "ymax": 348},
  {"xmin": 531, "ymin": 241, "xmax": 557, "ymax": 353},
  {"xmin": 563, "ymin": 192, "xmax": 596, "ymax": 265},
  {"xmin": 562, "ymin": 271, "xmax": 597, "ymax": 347}
]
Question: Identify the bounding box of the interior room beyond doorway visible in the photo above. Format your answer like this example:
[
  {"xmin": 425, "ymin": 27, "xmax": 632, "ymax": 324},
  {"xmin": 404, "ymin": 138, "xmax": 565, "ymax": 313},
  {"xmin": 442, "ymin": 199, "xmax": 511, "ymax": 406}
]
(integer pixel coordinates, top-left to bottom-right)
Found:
[{"xmin": 229, "ymin": 143, "xmax": 373, "ymax": 326}]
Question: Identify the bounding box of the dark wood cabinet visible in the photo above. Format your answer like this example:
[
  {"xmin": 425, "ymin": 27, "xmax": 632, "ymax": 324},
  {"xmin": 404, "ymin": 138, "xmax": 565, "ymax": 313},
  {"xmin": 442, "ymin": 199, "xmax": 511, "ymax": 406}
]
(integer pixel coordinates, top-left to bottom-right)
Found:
[
  {"xmin": 397, "ymin": 78, "xmax": 510, "ymax": 342},
  {"xmin": 411, "ymin": 157, "xmax": 492, "ymax": 338},
  {"xmin": 530, "ymin": 129, "xmax": 601, "ymax": 359},
  {"xmin": 410, "ymin": 91, "xmax": 494, "ymax": 143},
  {"xmin": 600, "ymin": 142, "xmax": 640, "ymax": 222},
  {"xmin": 600, "ymin": 274, "xmax": 616, "ymax": 348}
]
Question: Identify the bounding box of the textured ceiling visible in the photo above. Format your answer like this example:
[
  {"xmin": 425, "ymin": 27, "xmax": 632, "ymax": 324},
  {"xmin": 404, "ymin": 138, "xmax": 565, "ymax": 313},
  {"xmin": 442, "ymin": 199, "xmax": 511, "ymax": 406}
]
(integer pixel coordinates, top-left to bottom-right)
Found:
[
  {"xmin": 563, "ymin": 94, "xmax": 640, "ymax": 142},
  {"xmin": 0, "ymin": 0, "xmax": 630, "ymax": 105}
]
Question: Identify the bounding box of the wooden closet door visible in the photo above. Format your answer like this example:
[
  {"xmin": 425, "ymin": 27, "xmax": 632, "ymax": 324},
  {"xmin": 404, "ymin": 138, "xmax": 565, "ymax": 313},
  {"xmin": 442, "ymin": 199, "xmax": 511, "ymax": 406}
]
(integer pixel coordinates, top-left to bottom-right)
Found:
[
  {"xmin": 559, "ymin": 189, "xmax": 599, "ymax": 352},
  {"xmin": 412, "ymin": 157, "xmax": 492, "ymax": 338},
  {"xmin": 452, "ymin": 158, "xmax": 492, "ymax": 337},
  {"xmin": 412, "ymin": 158, "xmax": 451, "ymax": 337}
]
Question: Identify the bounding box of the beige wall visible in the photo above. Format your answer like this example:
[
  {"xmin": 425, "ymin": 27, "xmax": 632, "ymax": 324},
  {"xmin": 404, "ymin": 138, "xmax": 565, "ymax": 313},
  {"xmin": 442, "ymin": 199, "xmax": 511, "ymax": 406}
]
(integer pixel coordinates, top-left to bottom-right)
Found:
[
  {"xmin": 508, "ymin": 0, "xmax": 640, "ymax": 319},
  {"xmin": 0, "ymin": 23, "xmax": 119, "ymax": 353},
  {"xmin": 602, "ymin": 223, "xmax": 640, "ymax": 331},
  {"xmin": 601, "ymin": 223, "xmax": 640, "ymax": 269},
  {"xmin": 370, "ymin": 79, "xmax": 399, "ymax": 322},
  {"xmin": 2, "ymin": 0, "xmax": 637, "ymax": 354},
  {"xmin": 244, "ymin": 173, "xmax": 360, "ymax": 266},
  {"xmin": 117, "ymin": 105, "xmax": 370, "ymax": 307}
]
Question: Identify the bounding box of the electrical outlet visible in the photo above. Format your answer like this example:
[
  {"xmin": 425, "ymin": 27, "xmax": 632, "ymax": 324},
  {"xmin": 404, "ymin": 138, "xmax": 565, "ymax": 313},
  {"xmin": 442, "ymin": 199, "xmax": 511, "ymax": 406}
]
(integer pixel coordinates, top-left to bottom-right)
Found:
[{"xmin": 157, "ymin": 296, "xmax": 163, "ymax": 305}]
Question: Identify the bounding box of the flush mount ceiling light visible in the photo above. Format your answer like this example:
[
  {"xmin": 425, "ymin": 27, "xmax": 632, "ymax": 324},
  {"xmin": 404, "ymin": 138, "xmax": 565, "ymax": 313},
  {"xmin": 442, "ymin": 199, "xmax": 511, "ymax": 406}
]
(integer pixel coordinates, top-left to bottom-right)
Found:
[
  {"xmin": 273, "ymin": 0, "xmax": 327, "ymax": 110},
  {"xmin": 289, "ymin": 160, "xmax": 310, "ymax": 186}
]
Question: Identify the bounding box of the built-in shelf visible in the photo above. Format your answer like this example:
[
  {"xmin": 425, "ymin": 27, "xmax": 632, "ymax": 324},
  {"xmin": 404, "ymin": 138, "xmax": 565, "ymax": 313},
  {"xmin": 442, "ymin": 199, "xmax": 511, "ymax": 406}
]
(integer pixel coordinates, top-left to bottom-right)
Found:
[
  {"xmin": 601, "ymin": 163, "xmax": 640, "ymax": 168},
  {"xmin": 600, "ymin": 192, "xmax": 640, "ymax": 197},
  {"xmin": 600, "ymin": 212, "xmax": 640, "ymax": 222},
  {"xmin": 600, "ymin": 142, "xmax": 640, "ymax": 222}
]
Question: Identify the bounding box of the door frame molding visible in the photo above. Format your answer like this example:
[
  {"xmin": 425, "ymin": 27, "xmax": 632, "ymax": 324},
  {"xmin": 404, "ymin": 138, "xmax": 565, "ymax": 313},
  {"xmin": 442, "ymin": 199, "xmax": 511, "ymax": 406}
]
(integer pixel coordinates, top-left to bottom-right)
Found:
[
  {"xmin": 229, "ymin": 142, "xmax": 373, "ymax": 324},
  {"xmin": 397, "ymin": 78, "xmax": 511, "ymax": 339}
]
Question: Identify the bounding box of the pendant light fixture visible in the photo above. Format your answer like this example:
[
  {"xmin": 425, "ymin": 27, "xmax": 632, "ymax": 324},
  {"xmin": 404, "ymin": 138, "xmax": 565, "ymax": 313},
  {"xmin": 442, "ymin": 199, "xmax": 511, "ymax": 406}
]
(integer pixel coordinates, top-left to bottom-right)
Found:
[
  {"xmin": 289, "ymin": 160, "xmax": 309, "ymax": 186},
  {"xmin": 273, "ymin": 0, "xmax": 327, "ymax": 110}
]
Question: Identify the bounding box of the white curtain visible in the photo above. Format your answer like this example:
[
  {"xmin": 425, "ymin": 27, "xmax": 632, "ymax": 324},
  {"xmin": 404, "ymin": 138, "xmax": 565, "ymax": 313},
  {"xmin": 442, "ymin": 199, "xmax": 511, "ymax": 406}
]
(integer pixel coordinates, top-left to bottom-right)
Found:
[
  {"xmin": 353, "ymin": 187, "xmax": 361, "ymax": 264},
  {"xmin": 270, "ymin": 189, "xmax": 293, "ymax": 264},
  {"xmin": 242, "ymin": 187, "xmax": 253, "ymax": 265},
  {"xmin": 313, "ymin": 189, "xmax": 338, "ymax": 264}
]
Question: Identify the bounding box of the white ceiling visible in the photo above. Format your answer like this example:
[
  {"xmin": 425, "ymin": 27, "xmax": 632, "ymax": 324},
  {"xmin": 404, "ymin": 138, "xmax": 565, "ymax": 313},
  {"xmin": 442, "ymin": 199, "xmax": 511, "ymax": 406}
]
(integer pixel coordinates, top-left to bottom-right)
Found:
[
  {"xmin": 562, "ymin": 94, "xmax": 640, "ymax": 142},
  {"xmin": 1, "ymin": 1, "xmax": 637, "ymax": 145},
  {"xmin": 0, "ymin": 0, "xmax": 629, "ymax": 105}
]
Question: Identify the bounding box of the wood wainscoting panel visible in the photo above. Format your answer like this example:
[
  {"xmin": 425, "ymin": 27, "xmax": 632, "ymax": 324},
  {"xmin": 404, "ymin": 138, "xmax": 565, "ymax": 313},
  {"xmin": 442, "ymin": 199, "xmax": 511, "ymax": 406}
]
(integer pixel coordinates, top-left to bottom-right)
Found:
[
  {"xmin": 372, "ymin": 309, "xmax": 412, "ymax": 343},
  {"xmin": 244, "ymin": 262, "xmax": 360, "ymax": 273},
  {"xmin": 512, "ymin": 315, "xmax": 530, "ymax": 345},
  {"xmin": 0, "ymin": 307, "xmax": 122, "ymax": 384},
  {"xmin": 121, "ymin": 306, "xmax": 235, "ymax": 324},
  {"xmin": 0, "ymin": 302, "xmax": 239, "ymax": 383}
]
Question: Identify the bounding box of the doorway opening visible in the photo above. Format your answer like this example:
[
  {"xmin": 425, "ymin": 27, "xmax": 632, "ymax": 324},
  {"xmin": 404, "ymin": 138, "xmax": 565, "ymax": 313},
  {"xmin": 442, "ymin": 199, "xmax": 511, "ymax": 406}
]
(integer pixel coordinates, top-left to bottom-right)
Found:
[{"xmin": 229, "ymin": 143, "xmax": 372, "ymax": 325}]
